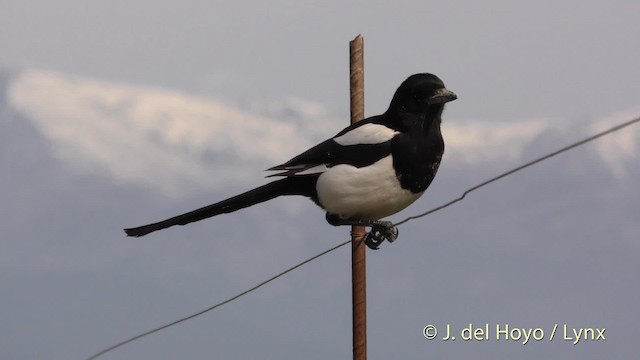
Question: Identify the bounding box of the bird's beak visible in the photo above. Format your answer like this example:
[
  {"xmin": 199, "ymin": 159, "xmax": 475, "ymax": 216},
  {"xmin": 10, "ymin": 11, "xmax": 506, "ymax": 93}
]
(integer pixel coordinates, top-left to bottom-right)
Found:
[{"xmin": 428, "ymin": 88, "xmax": 457, "ymax": 104}]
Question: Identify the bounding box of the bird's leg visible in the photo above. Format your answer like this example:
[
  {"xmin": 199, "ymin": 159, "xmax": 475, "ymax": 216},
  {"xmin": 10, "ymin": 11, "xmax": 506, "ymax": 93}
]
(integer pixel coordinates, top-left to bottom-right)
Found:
[
  {"xmin": 325, "ymin": 213, "xmax": 399, "ymax": 250},
  {"xmin": 365, "ymin": 222, "xmax": 399, "ymax": 249}
]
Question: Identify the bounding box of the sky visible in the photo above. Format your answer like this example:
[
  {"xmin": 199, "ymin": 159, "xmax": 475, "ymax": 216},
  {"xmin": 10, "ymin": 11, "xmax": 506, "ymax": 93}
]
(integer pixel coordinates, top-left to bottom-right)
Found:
[
  {"xmin": 2, "ymin": 0, "xmax": 640, "ymax": 122},
  {"xmin": 1, "ymin": 1, "xmax": 639, "ymax": 359}
]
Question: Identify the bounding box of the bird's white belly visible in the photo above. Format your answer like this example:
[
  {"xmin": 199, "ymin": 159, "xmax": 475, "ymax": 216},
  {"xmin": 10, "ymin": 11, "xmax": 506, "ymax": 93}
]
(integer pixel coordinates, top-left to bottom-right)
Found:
[{"xmin": 315, "ymin": 155, "xmax": 422, "ymax": 220}]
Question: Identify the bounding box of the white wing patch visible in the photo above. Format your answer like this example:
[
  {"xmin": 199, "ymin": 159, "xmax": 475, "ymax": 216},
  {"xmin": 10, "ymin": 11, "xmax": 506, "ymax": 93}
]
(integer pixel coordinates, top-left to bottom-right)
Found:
[
  {"xmin": 267, "ymin": 163, "xmax": 329, "ymax": 177},
  {"xmin": 293, "ymin": 164, "xmax": 329, "ymax": 175},
  {"xmin": 333, "ymin": 123, "xmax": 398, "ymax": 146}
]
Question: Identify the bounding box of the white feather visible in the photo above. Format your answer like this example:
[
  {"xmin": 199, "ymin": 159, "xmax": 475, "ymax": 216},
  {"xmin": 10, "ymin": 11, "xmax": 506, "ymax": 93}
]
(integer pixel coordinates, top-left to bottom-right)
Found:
[
  {"xmin": 293, "ymin": 164, "xmax": 328, "ymax": 175},
  {"xmin": 315, "ymin": 155, "xmax": 421, "ymax": 220},
  {"xmin": 333, "ymin": 123, "xmax": 398, "ymax": 146}
]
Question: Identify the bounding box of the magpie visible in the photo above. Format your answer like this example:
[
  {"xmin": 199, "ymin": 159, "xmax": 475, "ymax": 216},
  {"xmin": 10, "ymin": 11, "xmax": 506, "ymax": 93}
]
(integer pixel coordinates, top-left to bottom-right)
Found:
[{"xmin": 124, "ymin": 73, "xmax": 456, "ymax": 249}]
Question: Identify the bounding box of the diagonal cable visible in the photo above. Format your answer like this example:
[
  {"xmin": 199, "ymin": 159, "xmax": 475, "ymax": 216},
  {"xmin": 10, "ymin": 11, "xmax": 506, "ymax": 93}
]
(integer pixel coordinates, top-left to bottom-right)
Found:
[
  {"xmin": 85, "ymin": 239, "xmax": 352, "ymax": 360},
  {"xmin": 86, "ymin": 115, "xmax": 639, "ymax": 359},
  {"xmin": 394, "ymin": 115, "xmax": 640, "ymax": 226}
]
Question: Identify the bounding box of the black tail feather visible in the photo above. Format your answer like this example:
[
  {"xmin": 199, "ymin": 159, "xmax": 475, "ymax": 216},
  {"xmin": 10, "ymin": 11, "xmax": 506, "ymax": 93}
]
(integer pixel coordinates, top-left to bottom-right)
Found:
[{"xmin": 124, "ymin": 177, "xmax": 316, "ymax": 237}]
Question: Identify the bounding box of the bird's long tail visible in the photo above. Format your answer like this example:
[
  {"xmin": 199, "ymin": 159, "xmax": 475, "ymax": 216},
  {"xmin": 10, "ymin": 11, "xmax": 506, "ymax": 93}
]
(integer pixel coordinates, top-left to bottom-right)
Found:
[{"xmin": 124, "ymin": 177, "xmax": 315, "ymax": 237}]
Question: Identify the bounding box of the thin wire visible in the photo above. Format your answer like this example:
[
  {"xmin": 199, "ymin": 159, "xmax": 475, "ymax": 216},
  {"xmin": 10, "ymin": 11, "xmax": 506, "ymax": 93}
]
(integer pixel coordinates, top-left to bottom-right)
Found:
[
  {"xmin": 85, "ymin": 238, "xmax": 353, "ymax": 360},
  {"xmin": 86, "ymin": 115, "xmax": 639, "ymax": 359},
  {"xmin": 394, "ymin": 115, "xmax": 640, "ymax": 226}
]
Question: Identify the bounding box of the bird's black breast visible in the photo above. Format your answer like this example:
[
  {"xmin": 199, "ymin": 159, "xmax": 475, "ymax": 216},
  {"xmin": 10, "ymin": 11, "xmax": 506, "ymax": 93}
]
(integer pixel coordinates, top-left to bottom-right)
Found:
[{"xmin": 391, "ymin": 124, "xmax": 444, "ymax": 194}]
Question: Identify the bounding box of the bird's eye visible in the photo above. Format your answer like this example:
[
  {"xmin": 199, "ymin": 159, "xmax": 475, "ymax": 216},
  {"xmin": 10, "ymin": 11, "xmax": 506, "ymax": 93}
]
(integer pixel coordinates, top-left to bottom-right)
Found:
[{"xmin": 413, "ymin": 93, "xmax": 427, "ymax": 103}]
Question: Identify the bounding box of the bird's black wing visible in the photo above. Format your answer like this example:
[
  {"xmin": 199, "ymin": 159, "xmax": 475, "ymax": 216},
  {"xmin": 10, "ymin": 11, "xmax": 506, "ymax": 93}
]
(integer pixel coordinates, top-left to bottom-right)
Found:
[{"xmin": 267, "ymin": 115, "xmax": 396, "ymax": 177}]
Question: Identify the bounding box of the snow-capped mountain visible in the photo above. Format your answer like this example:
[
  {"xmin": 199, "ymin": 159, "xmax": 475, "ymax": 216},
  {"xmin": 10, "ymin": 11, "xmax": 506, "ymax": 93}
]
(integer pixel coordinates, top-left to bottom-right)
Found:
[
  {"xmin": 1, "ymin": 68, "xmax": 639, "ymax": 360},
  {"xmin": 6, "ymin": 70, "xmax": 335, "ymax": 197},
  {"xmin": 5, "ymin": 69, "xmax": 639, "ymax": 199}
]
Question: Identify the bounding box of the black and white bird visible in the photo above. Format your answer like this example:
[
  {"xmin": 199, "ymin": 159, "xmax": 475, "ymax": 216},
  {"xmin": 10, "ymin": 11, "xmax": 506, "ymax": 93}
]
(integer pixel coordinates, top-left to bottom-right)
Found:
[{"xmin": 125, "ymin": 73, "xmax": 457, "ymax": 249}]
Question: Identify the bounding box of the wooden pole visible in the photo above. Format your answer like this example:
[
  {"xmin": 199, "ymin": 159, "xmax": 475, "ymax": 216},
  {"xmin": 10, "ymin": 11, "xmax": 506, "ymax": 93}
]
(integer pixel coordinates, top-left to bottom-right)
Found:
[{"xmin": 349, "ymin": 34, "xmax": 366, "ymax": 360}]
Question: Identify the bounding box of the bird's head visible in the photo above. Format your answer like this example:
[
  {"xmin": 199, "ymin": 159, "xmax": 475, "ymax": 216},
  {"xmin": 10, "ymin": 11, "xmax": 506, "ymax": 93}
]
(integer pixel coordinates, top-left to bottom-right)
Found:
[{"xmin": 387, "ymin": 73, "xmax": 457, "ymax": 117}]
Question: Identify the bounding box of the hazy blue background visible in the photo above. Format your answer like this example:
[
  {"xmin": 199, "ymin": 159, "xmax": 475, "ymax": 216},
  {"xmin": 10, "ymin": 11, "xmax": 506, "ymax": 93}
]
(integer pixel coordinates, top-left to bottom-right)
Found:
[{"xmin": 1, "ymin": 1, "xmax": 639, "ymax": 359}]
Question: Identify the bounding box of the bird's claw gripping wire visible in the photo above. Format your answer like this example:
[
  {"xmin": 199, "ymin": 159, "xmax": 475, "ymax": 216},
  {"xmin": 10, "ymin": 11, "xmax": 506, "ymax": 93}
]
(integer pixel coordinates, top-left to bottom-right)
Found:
[
  {"xmin": 364, "ymin": 221, "xmax": 398, "ymax": 250},
  {"xmin": 325, "ymin": 213, "xmax": 399, "ymax": 250}
]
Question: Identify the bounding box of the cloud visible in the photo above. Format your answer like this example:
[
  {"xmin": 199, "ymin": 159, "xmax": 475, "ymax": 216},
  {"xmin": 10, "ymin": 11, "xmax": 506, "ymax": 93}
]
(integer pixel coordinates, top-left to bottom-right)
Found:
[
  {"xmin": 8, "ymin": 70, "xmax": 335, "ymax": 197},
  {"xmin": 3, "ymin": 69, "xmax": 640, "ymax": 360},
  {"xmin": 8, "ymin": 69, "xmax": 640, "ymax": 198},
  {"xmin": 443, "ymin": 117, "xmax": 556, "ymax": 164},
  {"xmin": 589, "ymin": 107, "xmax": 640, "ymax": 178}
]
